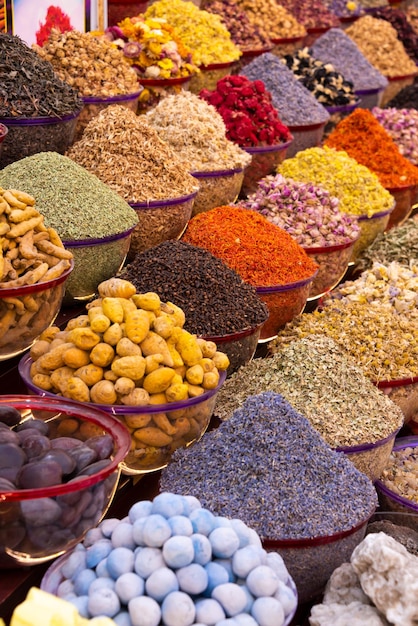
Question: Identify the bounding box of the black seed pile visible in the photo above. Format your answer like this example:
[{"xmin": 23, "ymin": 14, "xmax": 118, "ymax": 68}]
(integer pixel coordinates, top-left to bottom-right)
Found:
[{"xmin": 121, "ymin": 240, "xmax": 269, "ymax": 335}]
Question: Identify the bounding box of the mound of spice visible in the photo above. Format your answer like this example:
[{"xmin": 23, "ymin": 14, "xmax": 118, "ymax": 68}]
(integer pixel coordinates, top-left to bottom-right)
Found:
[
  {"xmin": 386, "ymin": 81, "xmax": 418, "ymax": 110},
  {"xmin": 241, "ymin": 53, "xmax": 330, "ymax": 126},
  {"xmin": 358, "ymin": 217, "xmax": 418, "ymax": 269},
  {"xmin": 371, "ymin": 6, "xmax": 418, "ymax": 65},
  {"xmin": 33, "ymin": 29, "xmax": 139, "ymax": 97},
  {"xmin": 371, "ymin": 107, "xmax": 418, "ymax": 166},
  {"xmin": 145, "ymin": 0, "xmax": 241, "ymax": 66},
  {"xmin": 66, "ymin": 105, "xmax": 198, "ymax": 203},
  {"xmin": 239, "ymin": 173, "xmax": 360, "ymax": 247},
  {"xmin": 276, "ymin": 0, "xmax": 340, "ymax": 29},
  {"xmin": 271, "ymin": 299, "xmax": 418, "ymax": 383},
  {"xmin": 322, "ymin": 261, "xmax": 418, "ymax": 314},
  {"xmin": 0, "ymin": 32, "xmax": 82, "ymax": 118},
  {"xmin": 406, "ymin": 5, "xmax": 418, "ymax": 35},
  {"xmin": 324, "ymin": 108, "xmax": 418, "ymax": 188},
  {"xmin": 121, "ymin": 240, "xmax": 269, "ymax": 335},
  {"xmin": 146, "ymin": 90, "xmax": 251, "ymax": 170},
  {"xmin": 203, "ymin": 0, "xmax": 272, "ymax": 51},
  {"xmin": 278, "ymin": 146, "xmax": 394, "ymax": 217},
  {"xmin": 0, "ymin": 152, "xmax": 138, "ymax": 240},
  {"xmin": 283, "ymin": 47, "xmax": 358, "ymax": 107},
  {"xmin": 233, "ymin": 0, "xmax": 306, "ymax": 40},
  {"xmin": 311, "ymin": 28, "xmax": 388, "ymax": 93},
  {"xmin": 182, "ymin": 205, "xmax": 318, "ymax": 286},
  {"xmin": 104, "ymin": 16, "xmax": 198, "ymax": 80},
  {"xmin": 216, "ymin": 335, "xmax": 403, "ymax": 449},
  {"xmin": 345, "ymin": 15, "xmax": 417, "ymax": 78},
  {"xmin": 161, "ymin": 390, "xmax": 377, "ymax": 540},
  {"xmin": 199, "ymin": 74, "xmax": 292, "ymax": 147}
]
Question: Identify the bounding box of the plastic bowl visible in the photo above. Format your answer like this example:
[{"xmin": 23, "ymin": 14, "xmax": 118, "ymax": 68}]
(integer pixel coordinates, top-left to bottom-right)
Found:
[
  {"xmin": 303, "ymin": 239, "xmax": 358, "ymax": 300},
  {"xmin": 270, "ymin": 35, "xmax": 306, "ymax": 56},
  {"xmin": 61, "ymin": 227, "xmax": 135, "ymax": 304},
  {"xmin": 385, "ymin": 184, "xmax": 415, "ymax": 230},
  {"xmin": 350, "ymin": 206, "xmax": 394, "ymax": 264},
  {"xmin": 40, "ymin": 546, "xmax": 298, "ymax": 626},
  {"xmin": 201, "ymin": 322, "xmax": 265, "ymax": 375},
  {"xmin": 0, "ymin": 112, "xmax": 80, "ymax": 168},
  {"xmin": 188, "ymin": 61, "xmax": 238, "ymax": 94},
  {"xmin": 375, "ymin": 436, "xmax": 418, "ymax": 532},
  {"xmin": 128, "ymin": 190, "xmax": 198, "ymax": 257},
  {"xmin": 19, "ymin": 355, "xmax": 227, "ymax": 476},
  {"xmin": 256, "ymin": 272, "xmax": 317, "ymax": 342},
  {"xmin": 380, "ymin": 73, "xmax": 418, "ymax": 107},
  {"xmin": 240, "ymin": 140, "xmax": 293, "ymax": 198},
  {"xmin": 0, "ymin": 394, "xmax": 130, "ymax": 568},
  {"xmin": 137, "ymin": 75, "xmax": 191, "ymax": 114},
  {"xmin": 354, "ymin": 87, "xmax": 384, "ymax": 110},
  {"xmin": 0, "ymin": 262, "xmax": 73, "ymax": 361},
  {"xmin": 190, "ymin": 168, "xmax": 244, "ymax": 215},
  {"xmin": 335, "ymin": 427, "xmax": 400, "ymax": 483},
  {"xmin": 74, "ymin": 90, "xmax": 143, "ymax": 141},
  {"xmin": 285, "ymin": 121, "xmax": 327, "ymax": 159},
  {"xmin": 377, "ymin": 376, "xmax": 418, "ymax": 427},
  {"xmin": 263, "ymin": 513, "xmax": 371, "ymax": 604}
]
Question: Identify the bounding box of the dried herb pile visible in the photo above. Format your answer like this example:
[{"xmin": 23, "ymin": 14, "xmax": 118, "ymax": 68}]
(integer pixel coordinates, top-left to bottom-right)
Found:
[
  {"xmin": 359, "ymin": 216, "xmax": 418, "ymax": 269},
  {"xmin": 0, "ymin": 32, "xmax": 82, "ymax": 118},
  {"xmin": 66, "ymin": 105, "xmax": 198, "ymax": 203}
]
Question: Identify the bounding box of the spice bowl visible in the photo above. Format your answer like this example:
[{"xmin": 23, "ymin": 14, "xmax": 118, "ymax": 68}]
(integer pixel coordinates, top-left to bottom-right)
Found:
[
  {"xmin": 323, "ymin": 100, "xmax": 361, "ymax": 137},
  {"xmin": 74, "ymin": 90, "xmax": 143, "ymax": 141},
  {"xmin": 0, "ymin": 394, "xmax": 131, "ymax": 568},
  {"xmin": 256, "ymin": 272, "xmax": 317, "ymax": 342},
  {"xmin": 385, "ymin": 183, "xmax": 416, "ymax": 230},
  {"xmin": 19, "ymin": 354, "xmax": 226, "ymax": 476},
  {"xmin": 380, "ymin": 73, "xmax": 418, "ymax": 108},
  {"xmin": 0, "ymin": 261, "xmax": 73, "ymax": 361},
  {"xmin": 285, "ymin": 122, "xmax": 327, "ymax": 159},
  {"xmin": 378, "ymin": 376, "xmax": 418, "ymax": 427},
  {"xmin": 201, "ymin": 321, "xmax": 267, "ymax": 375},
  {"xmin": 262, "ymin": 513, "xmax": 372, "ymax": 604},
  {"xmin": 0, "ymin": 112, "xmax": 81, "ymax": 168},
  {"xmin": 137, "ymin": 76, "xmax": 191, "ymax": 114},
  {"xmin": 188, "ymin": 62, "xmax": 238, "ymax": 94},
  {"xmin": 375, "ymin": 436, "xmax": 418, "ymax": 532},
  {"xmin": 354, "ymin": 87, "xmax": 384, "ymax": 110},
  {"xmin": 61, "ymin": 227, "xmax": 136, "ymax": 304},
  {"xmin": 350, "ymin": 206, "xmax": 394, "ymax": 264},
  {"xmin": 107, "ymin": 0, "xmax": 148, "ymax": 25},
  {"xmin": 335, "ymin": 428, "xmax": 400, "ymax": 483},
  {"xmin": 190, "ymin": 168, "xmax": 245, "ymax": 215},
  {"xmin": 304, "ymin": 239, "xmax": 358, "ymax": 301},
  {"xmin": 240, "ymin": 140, "xmax": 293, "ymax": 198},
  {"xmin": 128, "ymin": 190, "xmax": 199, "ymax": 257},
  {"xmin": 270, "ymin": 35, "xmax": 306, "ymax": 57}
]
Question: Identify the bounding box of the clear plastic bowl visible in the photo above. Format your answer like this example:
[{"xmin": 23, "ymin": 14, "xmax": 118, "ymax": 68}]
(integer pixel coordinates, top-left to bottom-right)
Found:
[
  {"xmin": 0, "ymin": 394, "xmax": 130, "ymax": 568},
  {"xmin": 61, "ymin": 227, "xmax": 135, "ymax": 304},
  {"xmin": 303, "ymin": 239, "xmax": 358, "ymax": 300},
  {"xmin": 380, "ymin": 72, "xmax": 418, "ymax": 107},
  {"xmin": 201, "ymin": 322, "xmax": 265, "ymax": 375},
  {"xmin": 40, "ymin": 547, "xmax": 298, "ymax": 626},
  {"xmin": 74, "ymin": 90, "xmax": 143, "ymax": 141},
  {"xmin": 375, "ymin": 436, "xmax": 418, "ymax": 532},
  {"xmin": 137, "ymin": 75, "xmax": 191, "ymax": 114},
  {"xmin": 286, "ymin": 121, "xmax": 327, "ymax": 158},
  {"xmin": 0, "ymin": 262, "xmax": 73, "ymax": 361},
  {"xmin": 190, "ymin": 168, "xmax": 244, "ymax": 215},
  {"xmin": 270, "ymin": 35, "xmax": 306, "ymax": 56},
  {"xmin": 377, "ymin": 376, "xmax": 418, "ymax": 427},
  {"xmin": 19, "ymin": 355, "xmax": 226, "ymax": 476},
  {"xmin": 256, "ymin": 271, "xmax": 317, "ymax": 342},
  {"xmin": 385, "ymin": 184, "xmax": 415, "ymax": 230},
  {"xmin": 0, "ymin": 112, "xmax": 80, "ymax": 168},
  {"xmin": 350, "ymin": 206, "xmax": 394, "ymax": 263},
  {"xmin": 354, "ymin": 87, "xmax": 384, "ymax": 110},
  {"xmin": 240, "ymin": 140, "xmax": 293, "ymax": 198},
  {"xmin": 188, "ymin": 61, "xmax": 238, "ymax": 94},
  {"xmin": 128, "ymin": 190, "xmax": 198, "ymax": 257},
  {"xmin": 335, "ymin": 427, "xmax": 400, "ymax": 483},
  {"xmin": 262, "ymin": 513, "xmax": 372, "ymax": 604}
]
